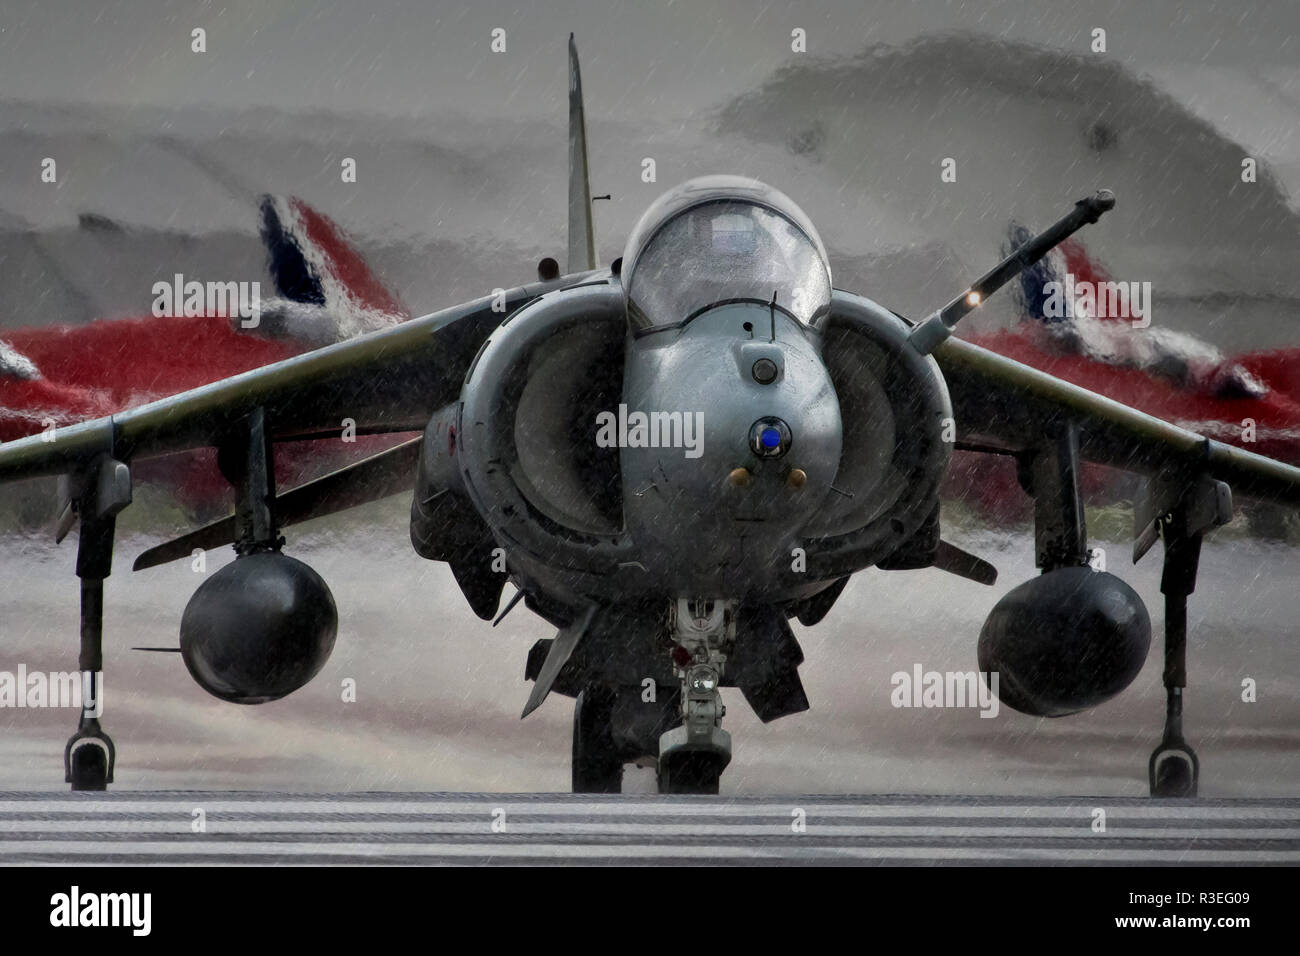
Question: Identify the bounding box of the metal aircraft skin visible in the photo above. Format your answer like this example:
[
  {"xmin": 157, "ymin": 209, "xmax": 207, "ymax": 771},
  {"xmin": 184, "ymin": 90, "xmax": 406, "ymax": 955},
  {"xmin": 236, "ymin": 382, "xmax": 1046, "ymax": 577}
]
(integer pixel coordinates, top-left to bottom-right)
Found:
[{"xmin": 4, "ymin": 35, "xmax": 1300, "ymax": 795}]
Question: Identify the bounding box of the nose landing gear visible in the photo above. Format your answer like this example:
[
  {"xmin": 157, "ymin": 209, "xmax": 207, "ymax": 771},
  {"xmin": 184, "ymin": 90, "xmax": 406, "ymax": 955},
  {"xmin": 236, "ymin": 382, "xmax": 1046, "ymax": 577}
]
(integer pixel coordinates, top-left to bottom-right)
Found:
[{"xmin": 657, "ymin": 598, "xmax": 734, "ymax": 794}]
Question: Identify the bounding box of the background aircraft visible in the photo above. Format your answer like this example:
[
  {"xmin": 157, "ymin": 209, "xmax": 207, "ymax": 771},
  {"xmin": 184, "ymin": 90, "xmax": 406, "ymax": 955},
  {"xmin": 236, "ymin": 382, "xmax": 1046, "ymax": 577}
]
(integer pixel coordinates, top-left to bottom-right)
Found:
[
  {"xmin": 952, "ymin": 233, "xmax": 1300, "ymax": 523},
  {"xmin": 0, "ymin": 196, "xmax": 412, "ymax": 507}
]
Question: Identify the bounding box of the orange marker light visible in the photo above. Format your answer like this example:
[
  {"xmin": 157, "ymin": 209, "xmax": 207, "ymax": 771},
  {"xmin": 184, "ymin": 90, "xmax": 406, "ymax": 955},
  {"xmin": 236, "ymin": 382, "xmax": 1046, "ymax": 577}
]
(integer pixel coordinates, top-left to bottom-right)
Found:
[{"xmin": 727, "ymin": 468, "xmax": 752, "ymax": 488}]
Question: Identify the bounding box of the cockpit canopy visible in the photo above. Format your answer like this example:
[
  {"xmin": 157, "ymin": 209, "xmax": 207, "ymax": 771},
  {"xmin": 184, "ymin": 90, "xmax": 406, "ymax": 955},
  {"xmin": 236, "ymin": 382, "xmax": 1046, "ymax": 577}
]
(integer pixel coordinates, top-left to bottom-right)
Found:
[{"xmin": 621, "ymin": 176, "xmax": 832, "ymax": 332}]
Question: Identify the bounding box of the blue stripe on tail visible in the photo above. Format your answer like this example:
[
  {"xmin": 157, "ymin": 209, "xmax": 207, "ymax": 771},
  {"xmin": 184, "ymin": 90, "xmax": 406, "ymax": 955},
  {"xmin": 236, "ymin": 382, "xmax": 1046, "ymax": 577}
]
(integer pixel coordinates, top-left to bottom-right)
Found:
[
  {"xmin": 258, "ymin": 196, "xmax": 326, "ymax": 306},
  {"xmin": 1005, "ymin": 220, "xmax": 1066, "ymax": 324}
]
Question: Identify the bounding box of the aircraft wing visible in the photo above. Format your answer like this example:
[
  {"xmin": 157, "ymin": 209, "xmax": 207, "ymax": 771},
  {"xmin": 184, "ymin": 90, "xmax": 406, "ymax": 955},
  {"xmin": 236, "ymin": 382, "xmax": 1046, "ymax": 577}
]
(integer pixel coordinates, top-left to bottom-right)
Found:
[
  {"xmin": 935, "ymin": 333, "xmax": 1300, "ymax": 508},
  {"xmin": 4, "ymin": 281, "xmax": 1296, "ymax": 511},
  {"xmin": 0, "ymin": 277, "xmax": 582, "ymax": 484}
]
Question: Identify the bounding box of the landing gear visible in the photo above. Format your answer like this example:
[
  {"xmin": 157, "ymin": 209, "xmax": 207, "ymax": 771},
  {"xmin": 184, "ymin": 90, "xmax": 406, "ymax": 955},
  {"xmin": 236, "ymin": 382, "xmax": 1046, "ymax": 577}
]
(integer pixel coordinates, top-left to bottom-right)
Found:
[
  {"xmin": 1143, "ymin": 475, "xmax": 1231, "ymax": 798},
  {"xmin": 65, "ymin": 579, "xmax": 114, "ymax": 791},
  {"xmin": 1150, "ymin": 687, "xmax": 1198, "ymax": 798},
  {"xmin": 572, "ymin": 686, "xmax": 622, "ymax": 793},
  {"xmin": 558, "ymin": 599, "xmax": 747, "ymax": 795},
  {"xmin": 657, "ymin": 599, "xmax": 733, "ymax": 795},
  {"xmin": 59, "ymin": 453, "xmax": 131, "ymax": 791},
  {"xmin": 658, "ymin": 751, "xmax": 727, "ymax": 795},
  {"xmin": 65, "ymin": 716, "xmax": 114, "ymax": 792}
]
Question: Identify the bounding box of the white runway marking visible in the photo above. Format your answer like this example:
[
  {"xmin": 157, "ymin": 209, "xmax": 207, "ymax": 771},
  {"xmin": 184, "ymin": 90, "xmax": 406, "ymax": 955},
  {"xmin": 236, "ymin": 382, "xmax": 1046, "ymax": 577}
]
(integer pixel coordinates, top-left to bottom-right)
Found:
[{"xmin": 2, "ymin": 792, "xmax": 1297, "ymax": 865}]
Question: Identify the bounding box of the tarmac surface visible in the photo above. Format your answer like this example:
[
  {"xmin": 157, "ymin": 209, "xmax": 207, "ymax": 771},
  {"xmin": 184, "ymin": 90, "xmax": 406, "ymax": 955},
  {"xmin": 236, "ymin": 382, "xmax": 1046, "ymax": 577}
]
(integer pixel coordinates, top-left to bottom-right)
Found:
[{"xmin": 2, "ymin": 792, "xmax": 1298, "ymax": 865}]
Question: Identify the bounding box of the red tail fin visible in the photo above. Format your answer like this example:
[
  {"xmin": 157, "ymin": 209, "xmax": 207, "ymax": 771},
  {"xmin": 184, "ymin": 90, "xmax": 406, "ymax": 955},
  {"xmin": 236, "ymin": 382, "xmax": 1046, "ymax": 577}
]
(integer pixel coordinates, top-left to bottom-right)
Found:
[{"xmin": 259, "ymin": 195, "xmax": 409, "ymax": 321}]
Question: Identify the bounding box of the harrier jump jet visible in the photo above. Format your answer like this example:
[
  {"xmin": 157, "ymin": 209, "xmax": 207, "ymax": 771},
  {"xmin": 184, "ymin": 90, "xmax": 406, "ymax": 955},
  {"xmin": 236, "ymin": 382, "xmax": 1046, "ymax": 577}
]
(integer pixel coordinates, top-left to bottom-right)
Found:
[{"xmin": 4, "ymin": 36, "xmax": 1299, "ymax": 796}]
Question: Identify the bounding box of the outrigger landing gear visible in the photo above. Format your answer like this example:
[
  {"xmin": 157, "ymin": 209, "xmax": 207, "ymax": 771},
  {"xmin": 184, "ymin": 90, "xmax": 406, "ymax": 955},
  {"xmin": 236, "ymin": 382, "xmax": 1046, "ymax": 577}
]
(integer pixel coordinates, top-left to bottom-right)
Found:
[
  {"xmin": 58, "ymin": 452, "xmax": 131, "ymax": 791},
  {"xmin": 657, "ymin": 599, "xmax": 733, "ymax": 795},
  {"xmin": 1143, "ymin": 475, "xmax": 1231, "ymax": 798}
]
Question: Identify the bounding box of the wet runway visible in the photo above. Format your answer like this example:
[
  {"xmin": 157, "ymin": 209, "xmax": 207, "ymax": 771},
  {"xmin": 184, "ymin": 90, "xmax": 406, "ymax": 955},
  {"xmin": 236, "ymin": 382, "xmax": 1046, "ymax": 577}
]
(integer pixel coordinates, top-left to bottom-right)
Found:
[{"xmin": 2, "ymin": 792, "xmax": 1298, "ymax": 865}]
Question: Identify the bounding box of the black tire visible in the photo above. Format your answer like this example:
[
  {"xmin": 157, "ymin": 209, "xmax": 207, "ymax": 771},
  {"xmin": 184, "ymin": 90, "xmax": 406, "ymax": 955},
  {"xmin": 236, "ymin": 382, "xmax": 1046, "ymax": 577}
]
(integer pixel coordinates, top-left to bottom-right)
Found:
[
  {"xmin": 1151, "ymin": 753, "xmax": 1196, "ymax": 798},
  {"xmin": 572, "ymin": 687, "xmax": 623, "ymax": 793},
  {"xmin": 68, "ymin": 743, "xmax": 110, "ymax": 792},
  {"xmin": 657, "ymin": 751, "xmax": 726, "ymax": 795}
]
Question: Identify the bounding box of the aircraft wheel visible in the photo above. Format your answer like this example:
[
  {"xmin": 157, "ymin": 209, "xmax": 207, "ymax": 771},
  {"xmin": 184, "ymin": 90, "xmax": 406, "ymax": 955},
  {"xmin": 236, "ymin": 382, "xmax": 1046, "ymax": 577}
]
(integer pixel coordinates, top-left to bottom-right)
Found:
[
  {"xmin": 1150, "ymin": 750, "xmax": 1197, "ymax": 798},
  {"xmin": 571, "ymin": 687, "xmax": 623, "ymax": 793},
  {"xmin": 657, "ymin": 751, "xmax": 725, "ymax": 795},
  {"xmin": 67, "ymin": 741, "xmax": 111, "ymax": 792}
]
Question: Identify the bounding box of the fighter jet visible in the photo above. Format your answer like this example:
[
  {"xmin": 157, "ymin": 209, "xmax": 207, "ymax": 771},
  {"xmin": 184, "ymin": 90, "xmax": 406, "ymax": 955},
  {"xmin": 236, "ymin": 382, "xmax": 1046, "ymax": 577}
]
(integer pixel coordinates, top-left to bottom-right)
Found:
[
  {"xmin": 952, "ymin": 230, "xmax": 1300, "ymax": 524},
  {"xmin": 4, "ymin": 36, "xmax": 1299, "ymax": 797},
  {"xmin": 977, "ymin": 227, "xmax": 1300, "ymax": 466},
  {"xmin": 0, "ymin": 195, "xmax": 412, "ymax": 507}
]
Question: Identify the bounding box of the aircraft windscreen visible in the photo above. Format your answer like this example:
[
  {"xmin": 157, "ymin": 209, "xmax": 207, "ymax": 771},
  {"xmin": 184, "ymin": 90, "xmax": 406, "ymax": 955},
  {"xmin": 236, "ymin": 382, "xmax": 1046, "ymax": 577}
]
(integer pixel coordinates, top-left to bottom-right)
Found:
[{"xmin": 625, "ymin": 200, "xmax": 831, "ymax": 330}]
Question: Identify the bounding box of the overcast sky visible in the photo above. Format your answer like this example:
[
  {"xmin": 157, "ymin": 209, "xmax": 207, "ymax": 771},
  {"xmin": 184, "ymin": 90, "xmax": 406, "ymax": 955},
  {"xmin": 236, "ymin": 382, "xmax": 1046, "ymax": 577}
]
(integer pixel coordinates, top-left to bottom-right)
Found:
[{"xmin": 2, "ymin": 0, "xmax": 1298, "ymax": 120}]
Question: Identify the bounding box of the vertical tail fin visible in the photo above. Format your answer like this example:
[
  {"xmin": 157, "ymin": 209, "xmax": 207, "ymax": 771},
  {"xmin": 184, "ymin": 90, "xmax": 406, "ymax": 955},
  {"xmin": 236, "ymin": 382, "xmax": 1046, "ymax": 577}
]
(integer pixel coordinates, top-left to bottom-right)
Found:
[
  {"xmin": 1006, "ymin": 220, "xmax": 1064, "ymax": 324},
  {"xmin": 1006, "ymin": 219, "xmax": 1116, "ymax": 326},
  {"xmin": 259, "ymin": 195, "xmax": 409, "ymax": 320},
  {"xmin": 567, "ymin": 34, "xmax": 597, "ymax": 273},
  {"xmin": 257, "ymin": 195, "xmax": 409, "ymax": 344}
]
